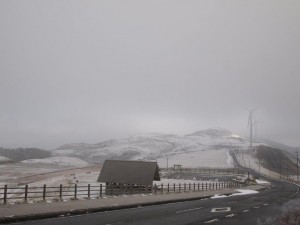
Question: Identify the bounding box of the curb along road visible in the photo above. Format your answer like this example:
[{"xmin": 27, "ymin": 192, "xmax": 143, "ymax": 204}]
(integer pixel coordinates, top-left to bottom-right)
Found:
[{"xmin": 0, "ymin": 185, "xmax": 269, "ymax": 224}]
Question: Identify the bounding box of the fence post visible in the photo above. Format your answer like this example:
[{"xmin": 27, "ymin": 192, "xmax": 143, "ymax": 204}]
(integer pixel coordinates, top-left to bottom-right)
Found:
[
  {"xmin": 173, "ymin": 183, "xmax": 176, "ymax": 193},
  {"xmin": 167, "ymin": 183, "xmax": 169, "ymax": 193},
  {"xmin": 198, "ymin": 183, "xmax": 200, "ymax": 191},
  {"xmin": 24, "ymin": 185, "xmax": 28, "ymax": 202},
  {"xmin": 43, "ymin": 184, "xmax": 46, "ymax": 201},
  {"xmin": 3, "ymin": 185, "xmax": 7, "ymax": 204},
  {"xmin": 100, "ymin": 184, "xmax": 102, "ymax": 197},
  {"xmin": 194, "ymin": 183, "xmax": 195, "ymax": 191},
  {"xmin": 206, "ymin": 183, "xmax": 207, "ymax": 190},
  {"xmin": 88, "ymin": 184, "xmax": 90, "ymax": 198},
  {"xmin": 179, "ymin": 183, "xmax": 181, "ymax": 192},
  {"xmin": 110, "ymin": 183, "xmax": 113, "ymax": 195},
  {"xmin": 59, "ymin": 184, "xmax": 63, "ymax": 200},
  {"xmin": 154, "ymin": 184, "xmax": 157, "ymax": 194},
  {"xmin": 161, "ymin": 184, "xmax": 163, "ymax": 194},
  {"xmin": 184, "ymin": 183, "xmax": 186, "ymax": 192},
  {"xmin": 74, "ymin": 184, "xmax": 77, "ymax": 199},
  {"xmin": 202, "ymin": 183, "xmax": 204, "ymax": 191}
]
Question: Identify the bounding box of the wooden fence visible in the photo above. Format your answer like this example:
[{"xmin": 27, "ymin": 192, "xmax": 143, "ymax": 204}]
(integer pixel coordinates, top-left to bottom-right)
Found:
[
  {"xmin": 0, "ymin": 181, "xmax": 242, "ymax": 204},
  {"xmin": 161, "ymin": 167, "xmax": 247, "ymax": 175}
]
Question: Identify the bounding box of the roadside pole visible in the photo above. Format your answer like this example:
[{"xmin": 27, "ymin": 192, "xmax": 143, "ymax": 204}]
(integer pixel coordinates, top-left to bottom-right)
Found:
[{"xmin": 296, "ymin": 151, "xmax": 299, "ymax": 183}]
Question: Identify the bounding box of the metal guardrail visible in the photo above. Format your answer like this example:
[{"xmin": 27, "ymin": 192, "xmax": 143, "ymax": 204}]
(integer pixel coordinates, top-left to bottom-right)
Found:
[
  {"xmin": 160, "ymin": 167, "xmax": 247, "ymax": 175},
  {"xmin": 0, "ymin": 181, "xmax": 242, "ymax": 204}
]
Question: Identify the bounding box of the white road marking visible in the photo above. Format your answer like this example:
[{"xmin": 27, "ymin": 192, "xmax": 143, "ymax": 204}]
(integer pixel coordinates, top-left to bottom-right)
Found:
[
  {"xmin": 263, "ymin": 203, "xmax": 269, "ymax": 206},
  {"xmin": 225, "ymin": 214, "xmax": 236, "ymax": 218},
  {"xmin": 249, "ymin": 197, "xmax": 257, "ymax": 199},
  {"xmin": 211, "ymin": 207, "xmax": 231, "ymax": 212},
  {"xmin": 204, "ymin": 219, "xmax": 219, "ymax": 223},
  {"xmin": 222, "ymin": 201, "xmax": 236, "ymax": 204},
  {"xmin": 105, "ymin": 222, "xmax": 123, "ymax": 225},
  {"xmin": 242, "ymin": 210, "xmax": 250, "ymax": 212},
  {"xmin": 253, "ymin": 206, "xmax": 260, "ymax": 209},
  {"xmin": 176, "ymin": 207, "xmax": 203, "ymax": 213}
]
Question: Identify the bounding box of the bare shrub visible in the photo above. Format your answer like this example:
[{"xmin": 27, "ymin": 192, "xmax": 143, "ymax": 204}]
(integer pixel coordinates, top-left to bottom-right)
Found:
[{"xmin": 278, "ymin": 210, "xmax": 300, "ymax": 225}]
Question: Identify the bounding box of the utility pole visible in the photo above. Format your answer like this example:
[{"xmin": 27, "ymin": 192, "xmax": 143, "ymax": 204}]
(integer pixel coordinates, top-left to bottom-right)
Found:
[
  {"xmin": 279, "ymin": 159, "xmax": 282, "ymax": 179},
  {"xmin": 249, "ymin": 157, "xmax": 250, "ymax": 169},
  {"xmin": 167, "ymin": 157, "xmax": 169, "ymax": 171},
  {"xmin": 249, "ymin": 112, "xmax": 253, "ymax": 148},
  {"xmin": 296, "ymin": 151, "xmax": 299, "ymax": 182}
]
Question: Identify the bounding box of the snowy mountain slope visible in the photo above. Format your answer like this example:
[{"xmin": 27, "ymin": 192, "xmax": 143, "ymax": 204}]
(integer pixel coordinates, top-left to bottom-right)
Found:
[
  {"xmin": 0, "ymin": 156, "xmax": 13, "ymax": 163},
  {"xmin": 21, "ymin": 157, "xmax": 90, "ymax": 167},
  {"xmin": 186, "ymin": 128, "xmax": 233, "ymax": 138},
  {"xmin": 52, "ymin": 128, "xmax": 251, "ymax": 168}
]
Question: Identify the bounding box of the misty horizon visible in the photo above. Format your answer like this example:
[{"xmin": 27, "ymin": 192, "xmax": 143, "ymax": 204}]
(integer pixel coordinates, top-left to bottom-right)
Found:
[{"xmin": 1, "ymin": 0, "xmax": 300, "ymax": 149}]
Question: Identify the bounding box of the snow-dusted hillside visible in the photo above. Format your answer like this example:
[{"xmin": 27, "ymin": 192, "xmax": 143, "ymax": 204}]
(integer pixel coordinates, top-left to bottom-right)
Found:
[
  {"xmin": 0, "ymin": 156, "xmax": 12, "ymax": 162},
  {"xmin": 52, "ymin": 128, "xmax": 251, "ymax": 168},
  {"xmin": 21, "ymin": 156, "xmax": 89, "ymax": 167}
]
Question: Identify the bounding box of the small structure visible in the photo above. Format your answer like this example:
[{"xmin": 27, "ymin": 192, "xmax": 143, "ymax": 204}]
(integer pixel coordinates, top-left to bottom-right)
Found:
[
  {"xmin": 97, "ymin": 160, "xmax": 160, "ymax": 195},
  {"xmin": 173, "ymin": 164, "xmax": 182, "ymax": 171}
]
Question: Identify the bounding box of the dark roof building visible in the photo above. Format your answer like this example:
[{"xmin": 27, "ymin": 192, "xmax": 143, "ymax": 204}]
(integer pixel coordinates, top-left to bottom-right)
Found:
[{"xmin": 97, "ymin": 160, "xmax": 160, "ymax": 185}]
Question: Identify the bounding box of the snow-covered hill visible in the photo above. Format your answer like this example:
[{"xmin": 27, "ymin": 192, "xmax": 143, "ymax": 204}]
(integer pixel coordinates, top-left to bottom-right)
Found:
[
  {"xmin": 21, "ymin": 156, "xmax": 90, "ymax": 167},
  {"xmin": 0, "ymin": 156, "xmax": 13, "ymax": 163},
  {"xmin": 52, "ymin": 128, "xmax": 252, "ymax": 168}
]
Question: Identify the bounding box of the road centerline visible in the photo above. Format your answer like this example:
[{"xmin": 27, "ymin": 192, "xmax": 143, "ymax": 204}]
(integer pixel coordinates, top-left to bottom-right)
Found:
[{"xmin": 176, "ymin": 207, "xmax": 204, "ymax": 214}]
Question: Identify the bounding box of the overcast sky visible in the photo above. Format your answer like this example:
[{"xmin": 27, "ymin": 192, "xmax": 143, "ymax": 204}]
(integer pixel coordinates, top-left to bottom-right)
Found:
[{"xmin": 1, "ymin": 0, "xmax": 300, "ymax": 149}]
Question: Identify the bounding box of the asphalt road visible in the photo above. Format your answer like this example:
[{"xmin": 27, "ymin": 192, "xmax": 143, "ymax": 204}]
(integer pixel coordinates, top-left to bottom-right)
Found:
[{"xmin": 10, "ymin": 179, "xmax": 299, "ymax": 225}]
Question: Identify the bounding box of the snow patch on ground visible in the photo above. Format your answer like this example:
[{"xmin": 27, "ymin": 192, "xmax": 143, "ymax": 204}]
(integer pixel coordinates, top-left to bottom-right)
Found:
[
  {"xmin": 21, "ymin": 157, "xmax": 89, "ymax": 167},
  {"xmin": 157, "ymin": 149, "xmax": 234, "ymax": 168},
  {"xmin": 256, "ymin": 179, "xmax": 270, "ymax": 185},
  {"xmin": 211, "ymin": 189, "xmax": 258, "ymax": 199},
  {"xmin": 226, "ymin": 152, "xmax": 234, "ymax": 167},
  {"xmin": 0, "ymin": 156, "xmax": 11, "ymax": 161}
]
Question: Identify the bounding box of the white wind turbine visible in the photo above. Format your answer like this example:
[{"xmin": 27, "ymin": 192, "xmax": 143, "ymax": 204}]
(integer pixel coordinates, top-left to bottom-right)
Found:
[
  {"xmin": 246, "ymin": 106, "xmax": 260, "ymax": 148},
  {"xmin": 253, "ymin": 119, "xmax": 264, "ymax": 141}
]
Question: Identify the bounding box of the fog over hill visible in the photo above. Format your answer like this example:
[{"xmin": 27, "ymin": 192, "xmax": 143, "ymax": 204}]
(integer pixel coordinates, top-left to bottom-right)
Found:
[
  {"xmin": 0, "ymin": 128, "xmax": 297, "ymax": 169},
  {"xmin": 256, "ymin": 137, "xmax": 300, "ymax": 155},
  {"xmin": 0, "ymin": 148, "xmax": 51, "ymax": 162},
  {"xmin": 52, "ymin": 128, "xmax": 251, "ymax": 167}
]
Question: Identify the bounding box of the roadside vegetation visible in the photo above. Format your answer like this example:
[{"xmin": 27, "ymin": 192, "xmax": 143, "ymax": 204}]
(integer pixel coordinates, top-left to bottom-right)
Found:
[
  {"xmin": 255, "ymin": 146, "xmax": 298, "ymax": 176},
  {"xmin": 278, "ymin": 210, "xmax": 300, "ymax": 225}
]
